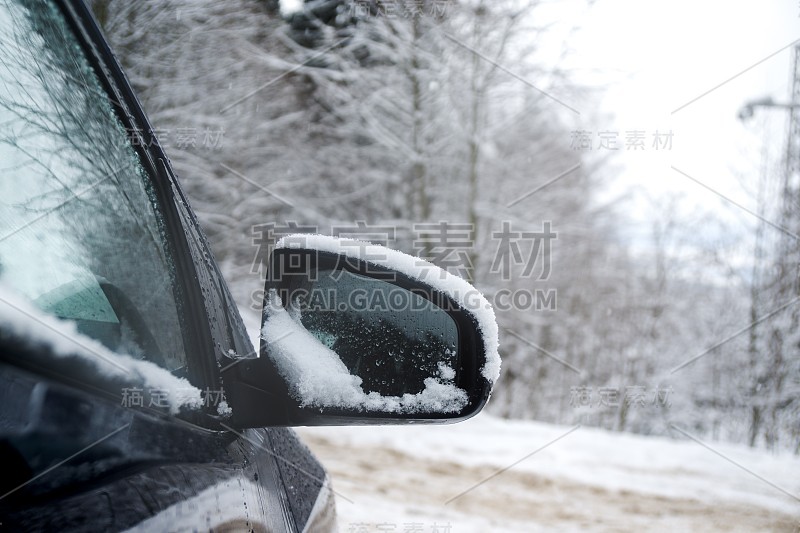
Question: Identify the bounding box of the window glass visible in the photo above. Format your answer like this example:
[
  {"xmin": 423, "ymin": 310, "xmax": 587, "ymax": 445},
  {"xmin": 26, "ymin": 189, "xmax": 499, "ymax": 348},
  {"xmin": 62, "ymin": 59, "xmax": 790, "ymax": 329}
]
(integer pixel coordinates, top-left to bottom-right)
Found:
[{"xmin": 0, "ymin": 0, "xmax": 188, "ymax": 370}]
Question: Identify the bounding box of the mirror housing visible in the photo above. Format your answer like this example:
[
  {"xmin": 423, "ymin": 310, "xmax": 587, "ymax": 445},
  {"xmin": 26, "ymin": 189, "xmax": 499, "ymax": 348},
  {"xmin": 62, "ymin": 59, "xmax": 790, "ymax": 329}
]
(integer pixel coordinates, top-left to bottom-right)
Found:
[{"xmin": 222, "ymin": 235, "xmax": 499, "ymax": 427}]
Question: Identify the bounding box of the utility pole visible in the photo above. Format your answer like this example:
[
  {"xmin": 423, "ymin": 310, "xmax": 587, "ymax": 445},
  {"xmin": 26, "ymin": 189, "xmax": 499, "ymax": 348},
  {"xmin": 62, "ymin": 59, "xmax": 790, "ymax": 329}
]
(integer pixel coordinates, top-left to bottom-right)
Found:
[
  {"xmin": 783, "ymin": 44, "xmax": 800, "ymax": 455},
  {"xmin": 738, "ymin": 44, "xmax": 800, "ymax": 451},
  {"xmin": 782, "ymin": 45, "xmax": 800, "ymax": 298}
]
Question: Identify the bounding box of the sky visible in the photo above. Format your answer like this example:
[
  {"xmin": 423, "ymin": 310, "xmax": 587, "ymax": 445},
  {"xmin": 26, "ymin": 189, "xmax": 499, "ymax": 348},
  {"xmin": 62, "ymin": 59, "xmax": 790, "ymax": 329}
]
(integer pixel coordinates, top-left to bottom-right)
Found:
[
  {"xmin": 280, "ymin": 0, "xmax": 304, "ymax": 17},
  {"xmin": 536, "ymin": 0, "xmax": 799, "ymax": 257}
]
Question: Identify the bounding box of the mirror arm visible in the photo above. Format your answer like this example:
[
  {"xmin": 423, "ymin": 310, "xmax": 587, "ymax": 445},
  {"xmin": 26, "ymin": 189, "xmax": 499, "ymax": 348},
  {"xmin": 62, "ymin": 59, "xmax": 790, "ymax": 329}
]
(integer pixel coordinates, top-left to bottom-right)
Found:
[{"xmin": 221, "ymin": 356, "xmax": 294, "ymax": 427}]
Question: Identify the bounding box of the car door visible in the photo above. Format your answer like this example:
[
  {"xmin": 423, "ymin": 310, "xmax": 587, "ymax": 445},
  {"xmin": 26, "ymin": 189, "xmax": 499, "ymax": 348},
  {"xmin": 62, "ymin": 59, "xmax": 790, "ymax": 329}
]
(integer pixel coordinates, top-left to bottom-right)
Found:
[{"xmin": 0, "ymin": 0, "xmax": 331, "ymax": 530}]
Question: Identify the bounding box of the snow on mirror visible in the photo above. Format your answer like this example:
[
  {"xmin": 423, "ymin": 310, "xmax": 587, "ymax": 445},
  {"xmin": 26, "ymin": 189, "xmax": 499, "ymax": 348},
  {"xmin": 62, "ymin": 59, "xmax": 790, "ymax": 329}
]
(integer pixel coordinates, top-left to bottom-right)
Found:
[{"xmin": 261, "ymin": 269, "xmax": 469, "ymax": 413}]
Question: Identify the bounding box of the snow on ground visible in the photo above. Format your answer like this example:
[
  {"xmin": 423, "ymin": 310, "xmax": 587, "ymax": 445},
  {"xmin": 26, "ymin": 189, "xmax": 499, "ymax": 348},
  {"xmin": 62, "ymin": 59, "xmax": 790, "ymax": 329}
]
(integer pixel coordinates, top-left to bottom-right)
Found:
[{"xmin": 297, "ymin": 414, "xmax": 800, "ymax": 532}]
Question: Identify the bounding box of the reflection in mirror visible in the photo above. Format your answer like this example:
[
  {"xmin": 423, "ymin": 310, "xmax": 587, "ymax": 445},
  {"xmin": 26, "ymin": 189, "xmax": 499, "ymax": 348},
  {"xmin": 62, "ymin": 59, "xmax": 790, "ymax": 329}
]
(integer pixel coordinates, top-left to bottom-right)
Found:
[
  {"xmin": 298, "ymin": 268, "xmax": 459, "ymax": 396},
  {"xmin": 260, "ymin": 267, "xmax": 468, "ymax": 414}
]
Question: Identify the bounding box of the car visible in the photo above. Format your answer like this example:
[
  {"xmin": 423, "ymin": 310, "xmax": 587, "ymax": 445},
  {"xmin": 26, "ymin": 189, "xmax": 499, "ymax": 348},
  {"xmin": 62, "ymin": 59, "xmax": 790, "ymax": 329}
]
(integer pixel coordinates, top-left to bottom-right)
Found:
[{"xmin": 0, "ymin": 0, "xmax": 499, "ymax": 530}]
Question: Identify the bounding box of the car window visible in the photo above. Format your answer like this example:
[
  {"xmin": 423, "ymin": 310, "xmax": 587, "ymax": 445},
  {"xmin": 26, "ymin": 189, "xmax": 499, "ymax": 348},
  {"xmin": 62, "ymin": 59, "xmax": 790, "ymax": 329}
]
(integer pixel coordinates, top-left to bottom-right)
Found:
[{"xmin": 0, "ymin": 0, "xmax": 188, "ymax": 371}]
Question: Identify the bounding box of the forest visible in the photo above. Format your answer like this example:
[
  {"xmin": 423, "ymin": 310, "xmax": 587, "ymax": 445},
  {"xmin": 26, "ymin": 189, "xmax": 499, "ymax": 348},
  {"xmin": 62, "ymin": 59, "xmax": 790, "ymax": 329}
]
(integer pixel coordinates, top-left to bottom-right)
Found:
[{"xmin": 91, "ymin": 0, "xmax": 799, "ymax": 452}]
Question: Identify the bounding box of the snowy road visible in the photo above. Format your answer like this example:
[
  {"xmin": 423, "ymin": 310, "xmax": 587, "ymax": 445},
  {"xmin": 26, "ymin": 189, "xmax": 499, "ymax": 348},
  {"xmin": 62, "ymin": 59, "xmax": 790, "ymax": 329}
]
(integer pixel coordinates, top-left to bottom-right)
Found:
[{"xmin": 297, "ymin": 415, "xmax": 800, "ymax": 532}]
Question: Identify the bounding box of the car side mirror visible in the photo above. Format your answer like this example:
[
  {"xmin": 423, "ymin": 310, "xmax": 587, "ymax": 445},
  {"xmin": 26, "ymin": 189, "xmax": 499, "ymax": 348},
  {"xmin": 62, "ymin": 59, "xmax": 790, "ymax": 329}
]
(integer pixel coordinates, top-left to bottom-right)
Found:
[{"xmin": 222, "ymin": 235, "xmax": 499, "ymax": 426}]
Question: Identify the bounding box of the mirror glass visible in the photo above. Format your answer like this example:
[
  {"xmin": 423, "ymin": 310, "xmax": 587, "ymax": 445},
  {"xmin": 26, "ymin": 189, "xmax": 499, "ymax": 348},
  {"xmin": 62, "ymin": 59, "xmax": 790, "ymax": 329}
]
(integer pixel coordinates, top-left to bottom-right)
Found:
[
  {"xmin": 300, "ymin": 269, "xmax": 459, "ymax": 396},
  {"xmin": 262, "ymin": 267, "xmax": 468, "ymax": 414}
]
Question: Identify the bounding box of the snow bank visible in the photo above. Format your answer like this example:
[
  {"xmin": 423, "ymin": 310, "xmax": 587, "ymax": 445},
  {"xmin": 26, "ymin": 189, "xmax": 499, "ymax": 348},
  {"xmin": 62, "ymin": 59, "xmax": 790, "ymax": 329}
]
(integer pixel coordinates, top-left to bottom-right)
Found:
[
  {"xmin": 301, "ymin": 414, "xmax": 800, "ymax": 517},
  {"xmin": 0, "ymin": 285, "xmax": 202, "ymax": 414},
  {"xmin": 275, "ymin": 234, "xmax": 501, "ymax": 384},
  {"xmin": 261, "ymin": 290, "xmax": 468, "ymax": 413}
]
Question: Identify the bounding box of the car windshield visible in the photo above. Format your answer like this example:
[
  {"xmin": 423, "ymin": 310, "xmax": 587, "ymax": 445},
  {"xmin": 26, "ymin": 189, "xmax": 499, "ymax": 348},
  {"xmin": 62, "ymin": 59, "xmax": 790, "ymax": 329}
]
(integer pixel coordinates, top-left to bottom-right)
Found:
[{"xmin": 0, "ymin": 0, "xmax": 188, "ymax": 370}]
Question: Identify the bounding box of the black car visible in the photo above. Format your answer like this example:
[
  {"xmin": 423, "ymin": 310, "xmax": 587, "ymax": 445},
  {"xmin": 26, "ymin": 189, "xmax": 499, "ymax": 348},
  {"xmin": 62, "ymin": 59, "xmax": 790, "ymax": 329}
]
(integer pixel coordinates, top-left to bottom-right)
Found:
[{"xmin": 0, "ymin": 0, "xmax": 498, "ymax": 530}]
